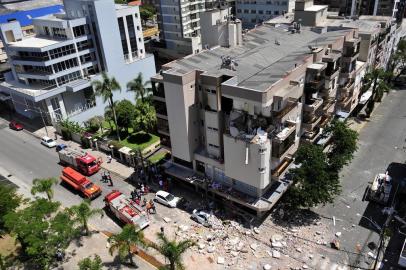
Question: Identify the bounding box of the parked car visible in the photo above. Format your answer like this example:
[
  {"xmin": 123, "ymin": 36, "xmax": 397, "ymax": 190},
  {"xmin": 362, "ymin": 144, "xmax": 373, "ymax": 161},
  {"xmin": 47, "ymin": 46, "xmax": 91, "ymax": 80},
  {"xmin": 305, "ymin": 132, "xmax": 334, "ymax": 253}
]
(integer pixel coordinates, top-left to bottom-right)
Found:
[
  {"xmin": 154, "ymin": 190, "xmax": 181, "ymax": 208},
  {"xmin": 9, "ymin": 121, "xmax": 23, "ymax": 131},
  {"xmin": 56, "ymin": 144, "xmax": 67, "ymax": 152},
  {"xmin": 41, "ymin": 136, "xmax": 56, "ymax": 148},
  {"xmin": 191, "ymin": 209, "xmax": 211, "ymax": 227}
]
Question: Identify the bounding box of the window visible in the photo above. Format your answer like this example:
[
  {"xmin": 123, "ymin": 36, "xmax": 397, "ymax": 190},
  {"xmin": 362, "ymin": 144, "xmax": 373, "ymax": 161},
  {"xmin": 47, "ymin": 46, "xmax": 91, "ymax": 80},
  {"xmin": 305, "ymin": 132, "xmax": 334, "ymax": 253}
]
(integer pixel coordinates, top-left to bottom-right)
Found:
[
  {"xmin": 251, "ymin": 9, "xmax": 256, "ymax": 13},
  {"xmin": 52, "ymin": 58, "xmax": 79, "ymax": 73},
  {"xmin": 258, "ymin": 167, "xmax": 266, "ymax": 173},
  {"xmin": 274, "ymin": 10, "xmax": 279, "ymax": 15},
  {"xmin": 44, "ymin": 26, "xmax": 50, "ymax": 36},
  {"xmin": 251, "ymin": 18, "xmax": 256, "ymax": 23},
  {"xmin": 207, "ymin": 126, "xmax": 218, "ymax": 132},
  {"xmin": 244, "ymin": 9, "xmax": 249, "ymax": 13},
  {"xmin": 73, "ymin": 25, "xmax": 87, "ymax": 37},
  {"xmin": 56, "ymin": 71, "xmax": 82, "ymax": 86},
  {"xmin": 48, "ymin": 44, "xmax": 75, "ymax": 59},
  {"xmin": 259, "ymin": 10, "xmax": 263, "ymax": 14},
  {"xmin": 201, "ymin": 120, "xmax": 204, "ymax": 126},
  {"xmin": 52, "ymin": 27, "xmax": 67, "ymax": 38},
  {"xmin": 211, "ymin": 89, "xmax": 216, "ymax": 94},
  {"xmin": 237, "ymin": 9, "xmax": 242, "ymax": 13}
]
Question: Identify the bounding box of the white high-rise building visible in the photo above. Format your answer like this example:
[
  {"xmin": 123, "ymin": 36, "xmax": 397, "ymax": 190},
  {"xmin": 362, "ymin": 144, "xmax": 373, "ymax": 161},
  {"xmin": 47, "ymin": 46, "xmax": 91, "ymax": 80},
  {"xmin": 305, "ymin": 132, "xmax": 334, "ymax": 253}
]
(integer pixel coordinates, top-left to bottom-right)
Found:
[{"xmin": 0, "ymin": 0, "xmax": 156, "ymax": 123}]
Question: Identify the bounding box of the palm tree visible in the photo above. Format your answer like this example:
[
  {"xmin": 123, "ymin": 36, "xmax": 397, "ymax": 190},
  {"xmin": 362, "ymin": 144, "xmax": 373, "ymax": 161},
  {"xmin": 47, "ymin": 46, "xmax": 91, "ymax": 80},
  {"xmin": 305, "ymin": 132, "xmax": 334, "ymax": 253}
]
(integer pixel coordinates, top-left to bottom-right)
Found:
[
  {"xmin": 69, "ymin": 200, "xmax": 103, "ymax": 236},
  {"xmin": 104, "ymin": 101, "xmax": 118, "ymax": 134},
  {"xmin": 148, "ymin": 232, "xmax": 195, "ymax": 270},
  {"xmin": 92, "ymin": 72, "xmax": 121, "ymax": 141},
  {"xmin": 31, "ymin": 177, "xmax": 57, "ymax": 201},
  {"xmin": 108, "ymin": 224, "xmax": 145, "ymax": 266},
  {"xmin": 127, "ymin": 73, "xmax": 152, "ymax": 103},
  {"xmin": 133, "ymin": 99, "xmax": 157, "ymax": 133}
]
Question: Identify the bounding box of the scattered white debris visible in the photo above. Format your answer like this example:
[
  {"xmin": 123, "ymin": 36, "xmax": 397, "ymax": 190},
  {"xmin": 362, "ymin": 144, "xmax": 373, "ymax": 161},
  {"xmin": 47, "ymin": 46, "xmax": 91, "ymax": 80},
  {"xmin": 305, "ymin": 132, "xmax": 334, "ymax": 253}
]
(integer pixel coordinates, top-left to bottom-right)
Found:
[
  {"xmin": 246, "ymin": 230, "xmax": 252, "ymax": 235},
  {"xmin": 163, "ymin": 217, "xmax": 172, "ymax": 223},
  {"xmin": 250, "ymin": 243, "xmax": 258, "ymax": 251},
  {"xmin": 303, "ymin": 264, "xmax": 309, "ymax": 269},
  {"xmin": 296, "ymin": 248, "xmax": 302, "ymax": 253},
  {"xmin": 217, "ymin": 256, "xmax": 225, "ymax": 264},
  {"xmin": 368, "ymin": 252, "xmax": 377, "ymax": 259},
  {"xmin": 335, "ymin": 232, "xmax": 342, "ymax": 237},
  {"xmin": 207, "ymin": 246, "xmax": 216, "ymax": 253},
  {"xmin": 263, "ymin": 264, "xmax": 271, "ymax": 270},
  {"xmin": 178, "ymin": 225, "xmax": 189, "ymax": 232},
  {"xmin": 254, "ymin": 227, "xmax": 260, "ymax": 234},
  {"xmin": 272, "ymin": 250, "xmax": 281, "ymax": 258},
  {"xmin": 272, "ymin": 241, "xmax": 283, "ymax": 248},
  {"xmin": 271, "ymin": 234, "xmax": 284, "ymax": 242},
  {"xmin": 198, "ymin": 243, "xmax": 206, "ymax": 250},
  {"xmin": 315, "ymin": 231, "xmax": 322, "ymax": 235},
  {"xmin": 333, "ymin": 216, "xmax": 336, "ymax": 226}
]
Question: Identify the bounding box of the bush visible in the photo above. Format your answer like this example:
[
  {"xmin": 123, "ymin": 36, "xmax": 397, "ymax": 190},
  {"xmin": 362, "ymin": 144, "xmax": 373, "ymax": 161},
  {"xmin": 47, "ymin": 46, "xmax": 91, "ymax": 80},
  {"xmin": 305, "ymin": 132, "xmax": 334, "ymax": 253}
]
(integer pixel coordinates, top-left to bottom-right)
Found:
[
  {"xmin": 81, "ymin": 136, "xmax": 91, "ymax": 149},
  {"xmin": 61, "ymin": 127, "xmax": 72, "ymax": 140},
  {"xmin": 85, "ymin": 116, "xmax": 103, "ymax": 133},
  {"xmin": 108, "ymin": 140, "xmax": 124, "ymax": 149}
]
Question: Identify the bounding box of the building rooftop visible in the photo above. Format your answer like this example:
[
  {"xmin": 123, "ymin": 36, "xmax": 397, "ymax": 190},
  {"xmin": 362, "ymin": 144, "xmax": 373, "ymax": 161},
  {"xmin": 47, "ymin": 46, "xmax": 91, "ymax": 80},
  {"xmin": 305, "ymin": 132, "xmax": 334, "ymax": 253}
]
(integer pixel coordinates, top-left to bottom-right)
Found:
[
  {"xmin": 0, "ymin": 4, "xmax": 63, "ymax": 27},
  {"xmin": 164, "ymin": 25, "xmax": 351, "ymax": 91},
  {"xmin": 322, "ymin": 16, "xmax": 391, "ymax": 34},
  {"xmin": 305, "ymin": 5, "xmax": 328, "ymax": 11},
  {"xmin": 9, "ymin": 36, "xmax": 60, "ymax": 48}
]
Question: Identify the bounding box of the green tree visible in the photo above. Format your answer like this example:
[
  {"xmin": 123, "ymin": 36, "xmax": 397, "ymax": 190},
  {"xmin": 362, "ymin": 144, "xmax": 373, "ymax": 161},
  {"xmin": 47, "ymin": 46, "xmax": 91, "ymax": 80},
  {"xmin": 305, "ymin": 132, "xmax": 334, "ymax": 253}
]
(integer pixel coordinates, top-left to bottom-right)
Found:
[
  {"xmin": 115, "ymin": 100, "xmax": 136, "ymax": 133},
  {"xmin": 325, "ymin": 120, "xmax": 358, "ymax": 172},
  {"xmin": 31, "ymin": 177, "xmax": 57, "ymax": 201},
  {"xmin": 389, "ymin": 39, "xmax": 406, "ymax": 81},
  {"xmin": 92, "ymin": 72, "xmax": 122, "ymax": 141},
  {"xmin": 0, "ymin": 183, "xmax": 23, "ymax": 235},
  {"xmin": 140, "ymin": 5, "xmax": 155, "ymax": 26},
  {"xmin": 69, "ymin": 200, "xmax": 103, "ymax": 236},
  {"xmin": 4, "ymin": 199, "xmax": 78, "ymax": 269},
  {"xmin": 286, "ymin": 144, "xmax": 341, "ymax": 209},
  {"xmin": 148, "ymin": 232, "xmax": 195, "ymax": 270},
  {"xmin": 127, "ymin": 73, "xmax": 152, "ymax": 103},
  {"xmin": 108, "ymin": 224, "xmax": 145, "ymax": 266},
  {"xmin": 132, "ymin": 99, "xmax": 157, "ymax": 133},
  {"xmin": 78, "ymin": 255, "xmax": 103, "ymax": 270}
]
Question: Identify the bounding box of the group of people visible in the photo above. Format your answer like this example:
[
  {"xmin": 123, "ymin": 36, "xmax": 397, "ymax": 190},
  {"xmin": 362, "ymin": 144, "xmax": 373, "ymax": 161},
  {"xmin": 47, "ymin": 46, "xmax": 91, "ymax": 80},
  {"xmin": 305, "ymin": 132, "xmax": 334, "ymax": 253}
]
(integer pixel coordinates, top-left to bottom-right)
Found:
[
  {"xmin": 101, "ymin": 170, "xmax": 113, "ymax": 186},
  {"xmin": 131, "ymin": 183, "xmax": 156, "ymax": 214}
]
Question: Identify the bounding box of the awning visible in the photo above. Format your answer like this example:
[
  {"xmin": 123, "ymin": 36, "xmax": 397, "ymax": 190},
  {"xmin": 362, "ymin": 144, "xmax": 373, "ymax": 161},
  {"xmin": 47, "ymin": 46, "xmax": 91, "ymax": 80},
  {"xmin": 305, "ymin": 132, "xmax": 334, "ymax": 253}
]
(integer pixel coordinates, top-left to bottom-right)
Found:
[
  {"xmin": 118, "ymin": 146, "xmax": 134, "ymax": 155},
  {"xmin": 359, "ymin": 90, "xmax": 373, "ymax": 105}
]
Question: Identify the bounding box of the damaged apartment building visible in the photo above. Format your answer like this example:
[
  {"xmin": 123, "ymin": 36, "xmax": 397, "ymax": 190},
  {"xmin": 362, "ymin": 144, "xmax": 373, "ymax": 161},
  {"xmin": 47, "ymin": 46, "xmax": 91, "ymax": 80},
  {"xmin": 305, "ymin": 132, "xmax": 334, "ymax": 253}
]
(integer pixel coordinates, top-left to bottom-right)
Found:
[{"xmin": 151, "ymin": 22, "xmax": 366, "ymax": 216}]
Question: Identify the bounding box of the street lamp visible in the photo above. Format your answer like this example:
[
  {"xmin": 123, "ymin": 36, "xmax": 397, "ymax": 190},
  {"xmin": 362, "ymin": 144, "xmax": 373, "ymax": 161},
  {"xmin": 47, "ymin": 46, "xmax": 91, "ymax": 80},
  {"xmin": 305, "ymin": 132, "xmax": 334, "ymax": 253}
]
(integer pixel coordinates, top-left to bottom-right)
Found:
[{"xmin": 24, "ymin": 107, "xmax": 49, "ymax": 136}]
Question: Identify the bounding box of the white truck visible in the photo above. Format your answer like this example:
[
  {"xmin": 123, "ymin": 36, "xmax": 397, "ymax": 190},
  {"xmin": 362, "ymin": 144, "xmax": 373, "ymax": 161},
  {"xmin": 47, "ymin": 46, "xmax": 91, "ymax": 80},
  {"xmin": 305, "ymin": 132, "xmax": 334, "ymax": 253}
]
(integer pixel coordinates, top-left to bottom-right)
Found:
[
  {"xmin": 104, "ymin": 190, "xmax": 150, "ymax": 230},
  {"xmin": 366, "ymin": 172, "xmax": 392, "ymax": 205}
]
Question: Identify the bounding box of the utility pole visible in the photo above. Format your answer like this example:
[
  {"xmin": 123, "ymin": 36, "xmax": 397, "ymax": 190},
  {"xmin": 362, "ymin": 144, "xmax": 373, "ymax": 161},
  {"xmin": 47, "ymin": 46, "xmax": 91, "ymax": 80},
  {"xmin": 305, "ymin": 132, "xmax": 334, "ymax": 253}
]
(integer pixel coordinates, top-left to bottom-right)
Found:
[{"xmin": 373, "ymin": 207, "xmax": 395, "ymax": 269}]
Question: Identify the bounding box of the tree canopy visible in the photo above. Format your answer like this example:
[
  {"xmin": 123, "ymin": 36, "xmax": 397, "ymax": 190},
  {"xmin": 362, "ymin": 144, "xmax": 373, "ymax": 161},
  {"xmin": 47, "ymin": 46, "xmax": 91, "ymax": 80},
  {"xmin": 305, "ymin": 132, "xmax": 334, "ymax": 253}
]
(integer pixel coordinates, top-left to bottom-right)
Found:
[
  {"xmin": 127, "ymin": 73, "xmax": 152, "ymax": 103},
  {"xmin": 132, "ymin": 99, "xmax": 157, "ymax": 133},
  {"xmin": 326, "ymin": 120, "xmax": 358, "ymax": 172},
  {"xmin": 286, "ymin": 144, "xmax": 341, "ymax": 209},
  {"xmin": 68, "ymin": 200, "xmax": 103, "ymax": 236},
  {"xmin": 31, "ymin": 177, "xmax": 57, "ymax": 201},
  {"xmin": 148, "ymin": 232, "xmax": 195, "ymax": 270},
  {"xmin": 0, "ymin": 183, "xmax": 23, "ymax": 235},
  {"xmin": 78, "ymin": 255, "xmax": 103, "ymax": 270},
  {"xmin": 115, "ymin": 100, "xmax": 136, "ymax": 133},
  {"xmin": 4, "ymin": 199, "xmax": 78, "ymax": 269}
]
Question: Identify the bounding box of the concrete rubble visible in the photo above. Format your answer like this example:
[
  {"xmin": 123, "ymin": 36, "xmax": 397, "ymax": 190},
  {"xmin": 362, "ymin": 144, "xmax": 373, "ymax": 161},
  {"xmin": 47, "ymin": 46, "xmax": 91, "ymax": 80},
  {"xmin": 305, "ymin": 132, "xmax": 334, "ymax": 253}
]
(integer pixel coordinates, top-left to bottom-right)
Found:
[{"xmin": 150, "ymin": 206, "xmax": 347, "ymax": 270}]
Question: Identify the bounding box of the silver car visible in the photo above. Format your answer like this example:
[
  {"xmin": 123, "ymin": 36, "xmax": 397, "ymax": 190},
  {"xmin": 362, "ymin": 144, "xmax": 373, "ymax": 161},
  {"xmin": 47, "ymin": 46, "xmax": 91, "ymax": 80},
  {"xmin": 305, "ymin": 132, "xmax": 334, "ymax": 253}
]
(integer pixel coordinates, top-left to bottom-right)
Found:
[{"xmin": 191, "ymin": 209, "xmax": 211, "ymax": 227}]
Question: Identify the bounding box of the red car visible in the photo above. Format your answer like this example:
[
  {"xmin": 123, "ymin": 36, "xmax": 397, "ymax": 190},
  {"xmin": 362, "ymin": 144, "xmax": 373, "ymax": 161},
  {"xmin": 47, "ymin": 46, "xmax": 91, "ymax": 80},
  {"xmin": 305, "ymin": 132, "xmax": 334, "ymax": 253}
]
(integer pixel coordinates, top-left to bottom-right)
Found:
[{"xmin": 9, "ymin": 121, "xmax": 23, "ymax": 131}]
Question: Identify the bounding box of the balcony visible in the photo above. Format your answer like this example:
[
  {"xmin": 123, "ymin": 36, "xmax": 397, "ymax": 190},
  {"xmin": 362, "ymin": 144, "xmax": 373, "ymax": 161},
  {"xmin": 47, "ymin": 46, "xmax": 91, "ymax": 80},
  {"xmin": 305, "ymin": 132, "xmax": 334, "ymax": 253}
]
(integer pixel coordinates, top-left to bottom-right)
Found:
[
  {"xmin": 303, "ymin": 98, "xmax": 323, "ymax": 113},
  {"xmin": 302, "ymin": 113, "xmax": 322, "ymax": 132},
  {"xmin": 272, "ymin": 98, "xmax": 298, "ymax": 120},
  {"xmin": 271, "ymin": 156, "xmax": 293, "ymax": 180},
  {"xmin": 338, "ymin": 79, "xmax": 355, "ymax": 96},
  {"xmin": 273, "ymin": 122, "xmax": 296, "ymax": 142},
  {"xmin": 337, "ymin": 96, "xmax": 352, "ymax": 111}
]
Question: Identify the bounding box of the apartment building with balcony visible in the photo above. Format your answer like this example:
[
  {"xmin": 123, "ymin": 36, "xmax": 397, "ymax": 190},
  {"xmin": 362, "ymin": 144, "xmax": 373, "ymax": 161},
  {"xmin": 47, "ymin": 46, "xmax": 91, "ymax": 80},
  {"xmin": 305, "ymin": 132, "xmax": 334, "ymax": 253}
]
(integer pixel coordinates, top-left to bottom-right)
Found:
[
  {"xmin": 235, "ymin": 0, "xmax": 295, "ymax": 28},
  {"xmin": 0, "ymin": 0, "xmax": 155, "ymax": 123},
  {"xmin": 150, "ymin": 25, "xmax": 356, "ymax": 215},
  {"xmin": 154, "ymin": 0, "xmax": 235, "ymax": 58}
]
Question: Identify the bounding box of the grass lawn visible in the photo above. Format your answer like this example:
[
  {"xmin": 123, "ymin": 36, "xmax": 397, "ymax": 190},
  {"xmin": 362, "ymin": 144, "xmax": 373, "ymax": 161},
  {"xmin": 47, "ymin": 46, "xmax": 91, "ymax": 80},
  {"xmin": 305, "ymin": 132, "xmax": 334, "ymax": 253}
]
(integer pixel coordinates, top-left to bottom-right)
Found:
[
  {"xmin": 148, "ymin": 151, "xmax": 168, "ymax": 164},
  {"xmin": 121, "ymin": 132, "xmax": 160, "ymax": 151}
]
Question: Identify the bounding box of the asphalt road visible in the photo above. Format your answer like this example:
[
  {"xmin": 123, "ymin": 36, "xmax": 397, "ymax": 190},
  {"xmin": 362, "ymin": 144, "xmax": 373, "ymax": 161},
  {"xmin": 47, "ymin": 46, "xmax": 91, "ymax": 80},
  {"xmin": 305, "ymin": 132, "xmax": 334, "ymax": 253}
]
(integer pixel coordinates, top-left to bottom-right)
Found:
[
  {"xmin": 0, "ymin": 121, "xmax": 145, "ymax": 230},
  {"xmin": 314, "ymin": 89, "xmax": 406, "ymax": 269}
]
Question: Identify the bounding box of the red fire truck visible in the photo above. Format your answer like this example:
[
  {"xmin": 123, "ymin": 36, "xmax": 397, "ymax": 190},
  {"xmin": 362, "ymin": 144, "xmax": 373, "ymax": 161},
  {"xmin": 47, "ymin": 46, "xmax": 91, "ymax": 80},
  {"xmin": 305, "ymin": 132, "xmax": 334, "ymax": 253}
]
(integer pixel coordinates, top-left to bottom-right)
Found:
[
  {"xmin": 104, "ymin": 190, "xmax": 150, "ymax": 230},
  {"xmin": 58, "ymin": 148, "xmax": 101, "ymax": 176}
]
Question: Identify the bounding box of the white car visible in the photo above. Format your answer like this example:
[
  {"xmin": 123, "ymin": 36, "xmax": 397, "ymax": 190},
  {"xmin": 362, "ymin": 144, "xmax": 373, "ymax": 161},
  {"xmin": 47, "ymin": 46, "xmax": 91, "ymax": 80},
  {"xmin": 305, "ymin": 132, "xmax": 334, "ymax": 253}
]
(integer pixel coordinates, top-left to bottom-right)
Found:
[
  {"xmin": 41, "ymin": 136, "xmax": 56, "ymax": 148},
  {"xmin": 154, "ymin": 190, "xmax": 181, "ymax": 208},
  {"xmin": 191, "ymin": 209, "xmax": 211, "ymax": 227}
]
